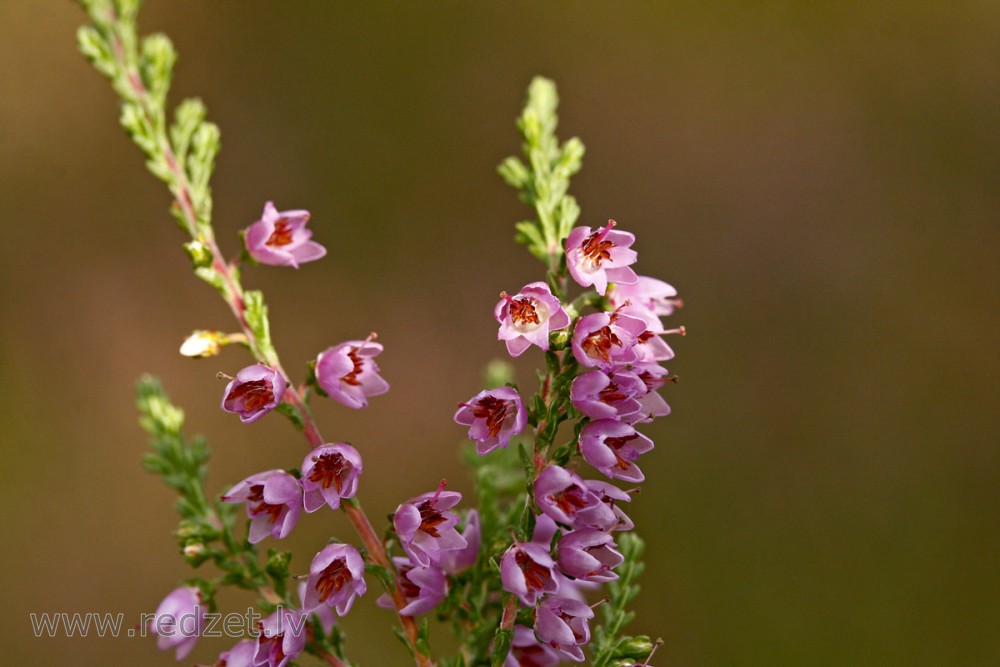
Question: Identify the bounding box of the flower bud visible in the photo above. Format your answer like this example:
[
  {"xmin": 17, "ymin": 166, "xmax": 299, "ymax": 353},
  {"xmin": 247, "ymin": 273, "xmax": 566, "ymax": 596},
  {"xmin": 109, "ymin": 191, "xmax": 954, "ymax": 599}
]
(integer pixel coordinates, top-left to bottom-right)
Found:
[
  {"xmin": 179, "ymin": 330, "xmax": 225, "ymax": 358},
  {"xmin": 183, "ymin": 239, "xmax": 213, "ymax": 268}
]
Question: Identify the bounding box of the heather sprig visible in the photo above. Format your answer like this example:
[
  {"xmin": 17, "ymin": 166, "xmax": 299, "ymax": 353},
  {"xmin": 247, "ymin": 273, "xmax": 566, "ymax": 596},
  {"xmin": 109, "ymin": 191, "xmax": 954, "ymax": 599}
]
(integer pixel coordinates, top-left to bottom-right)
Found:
[
  {"xmin": 79, "ymin": 2, "xmax": 433, "ymax": 663},
  {"xmin": 81, "ymin": 3, "xmax": 684, "ymax": 664}
]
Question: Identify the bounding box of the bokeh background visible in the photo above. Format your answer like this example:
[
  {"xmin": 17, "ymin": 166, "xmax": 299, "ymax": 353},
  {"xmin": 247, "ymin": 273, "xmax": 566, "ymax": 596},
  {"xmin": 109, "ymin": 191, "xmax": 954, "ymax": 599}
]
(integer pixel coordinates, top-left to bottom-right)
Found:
[{"xmin": 1, "ymin": 1, "xmax": 997, "ymax": 665}]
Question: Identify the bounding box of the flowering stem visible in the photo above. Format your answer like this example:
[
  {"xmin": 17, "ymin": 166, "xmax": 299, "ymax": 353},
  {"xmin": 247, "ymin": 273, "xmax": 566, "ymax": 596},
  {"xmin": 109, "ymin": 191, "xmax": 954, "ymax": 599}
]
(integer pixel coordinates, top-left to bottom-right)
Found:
[{"xmin": 78, "ymin": 3, "xmax": 432, "ymax": 664}]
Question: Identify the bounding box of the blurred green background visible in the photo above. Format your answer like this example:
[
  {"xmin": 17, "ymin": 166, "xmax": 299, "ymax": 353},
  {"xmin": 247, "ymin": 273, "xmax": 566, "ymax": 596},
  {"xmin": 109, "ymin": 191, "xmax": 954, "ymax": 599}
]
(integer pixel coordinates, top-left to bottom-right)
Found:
[{"xmin": 1, "ymin": 1, "xmax": 997, "ymax": 665}]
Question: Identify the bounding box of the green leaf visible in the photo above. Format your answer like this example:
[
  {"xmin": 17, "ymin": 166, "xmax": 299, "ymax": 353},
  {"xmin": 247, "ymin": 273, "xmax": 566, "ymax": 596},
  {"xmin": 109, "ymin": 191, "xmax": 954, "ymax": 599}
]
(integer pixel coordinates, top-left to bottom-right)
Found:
[
  {"xmin": 497, "ymin": 156, "xmax": 530, "ymax": 189},
  {"xmin": 171, "ymin": 98, "xmax": 207, "ymax": 163},
  {"xmin": 140, "ymin": 33, "xmax": 176, "ymax": 104},
  {"xmin": 274, "ymin": 402, "xmax": 304, "ymax": 431},
  {"xmin": 490, "ymin": 626, "xmax": 513, "ymax": 667},
  {"xmin": 76, "ymin": 26, "xmax": 116, "ymax": 78},
  {"xmin": 364, "ymin": 562, "xmax": 395, "ymax": 590}
]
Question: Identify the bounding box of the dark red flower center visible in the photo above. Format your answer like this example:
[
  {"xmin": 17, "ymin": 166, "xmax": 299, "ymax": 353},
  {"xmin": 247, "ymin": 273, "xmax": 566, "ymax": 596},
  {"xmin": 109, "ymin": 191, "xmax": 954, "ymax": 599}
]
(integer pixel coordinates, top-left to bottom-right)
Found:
[
  {"xmin": 605, "ymin": 434, "xmax": 640, "ymax": 470},
  {"xmin": 516, "ymin": 549, "xmax": 555, "ymax": 593},
  {"xmin": 463, "ymin": 396, "xmax": 510, "ymax": 438},
  {"xmin": 316, "ymin": 557, "xmax": 352, "ymax": 603},
  {"xmin": 226, "ymin": 379, "xmax": 274, "ymax": 413},
  {"xmin": 598, "ymin": 380, "xmax": 627, "ymax": 404},
  {"xmin": 510, "ymin": 297, "xmax": 541, "ymax": 326},
  {"xmin": 398, "ymin": 563, "xmax": 421, "ymax": 599},
  {"xmin": 580, "ymin": 229, "xmax": 615, "ymax": 267},
  {"xmin": 340, "ymin": 348, "xmax": 365, "ymax": 386},
  {"xmin": 549, "ymin": 486, "xmax": 588, "ymax": 516},
  {"xmin": 265, "ymin": 218, "xmax": 294, "ymax": 247},
  {"xmin": 308, "ymin": 452, "xmax": 351, "ymax": 493},
  {"xmin": 246, "ymin": 484, "xmax": 285, "ymax": 524},
  {"xmin": 637, "ymin": 330, "xmax": 657, "ymax": 345},
  {"xmin": 416, "ymin": 500, "xmax": 448, "ymax": 537},
  {"xmin": 581, "ymin": 325, "xmax": 623, "ymax": 362}
]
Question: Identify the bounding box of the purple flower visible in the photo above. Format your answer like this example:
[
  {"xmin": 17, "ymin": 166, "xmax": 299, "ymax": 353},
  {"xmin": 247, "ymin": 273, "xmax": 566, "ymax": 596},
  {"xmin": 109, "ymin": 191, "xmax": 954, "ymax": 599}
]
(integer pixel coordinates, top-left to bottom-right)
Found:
[
  {"xmin": 377, "ymin": 556, "xmax": 448, "ymax": 616},
  {"xmin": 494, "ymin": 282, "xmax": 571, "ymax": 356},
  {"xmin": 584, "ymin": 480, "xmax": 635, "ymax": 532},
  {"xmin": 570, "ymin": 369, "xmax": 646, "ymax": 422},
  {"xmin": 557, "ymin": 529, "xmax": 624, "ymax": 583},
  {"xmin": 608, "ymin": 275, "xmax": 680, "ymax": 317},
  {"xmin": 571, "ymin": 311, "xmax": 647, "ymax": 369},
  {"xmin": 393, "ymin": 484, "xmax": 467, "ymax": 566},
  {"xmin": 439, "ymin": 510, "xmax": 481, "ymax": 575},
  {"xmin": 303, "ymin": 543, "xmax": 367, "ymax": 616},
  {"xmin": 150, "ymin": 586, "xmax": 204, "ymax": 660},
  {"xmin": 454, "ymin": 387, "xmax": 527, "ymax": 455},
  {"xmin": 534, "ymin": 595, "xmax": 595, "ymax": 662},
  {"xmin": 222, "ymin": 470, "xmax": 302, "ymax": 544},
  {"xmin": 218, "ymin": 639, "xmax": 256, "ymax": 667},
  {"xmin": 221, "ymin": 364, "xmax": 287, "ymax": 424},
  {"xmin": 301, "ymin": 443, "xmax": 362, "ymax": 512},
  {"xmin": 565, "ymin": 220, "xmax": 638, "ymax": 295},
  {"xmin": 315, "ymin": 337, "xmax": 389, "ymax": 409},
  {"xmin": 531, "ymin": 515, "xmax": 603, "ymax": 600},
  {"xmin": 244, "ymin": 201, "xmax": 326, "ymax": 268},
  {"xmin": 500, "ymin": 540, "xmax": 560, "ymax": 606},
  {"xmin": 579, "ymin": 420, "xmax": 655, "ymax": 483},
  {"xmin": 254, "ymin": 608, "xmax": 306, "ymax": 667},
  {"xmin": 504, "ymin": 625, "xmax": 562, "ymax": 667},
  {"xmin": 534, "ymin": 466, "xmax": 618, "ymax": 530},
  {"xmin": 632, "ymin": 361, "xmax": 676, "ymax": 421}
]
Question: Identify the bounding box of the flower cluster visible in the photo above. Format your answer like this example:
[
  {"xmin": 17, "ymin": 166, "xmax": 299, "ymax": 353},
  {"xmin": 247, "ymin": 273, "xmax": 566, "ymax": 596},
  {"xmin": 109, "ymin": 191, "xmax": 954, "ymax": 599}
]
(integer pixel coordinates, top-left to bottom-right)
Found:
[
  {"xmin": 453, "ymin": 219, "xmax": 681, "ymax": 663},
  {"xmin": 80, "ymin": 19, "xmax": 679, "ymax": 660}
]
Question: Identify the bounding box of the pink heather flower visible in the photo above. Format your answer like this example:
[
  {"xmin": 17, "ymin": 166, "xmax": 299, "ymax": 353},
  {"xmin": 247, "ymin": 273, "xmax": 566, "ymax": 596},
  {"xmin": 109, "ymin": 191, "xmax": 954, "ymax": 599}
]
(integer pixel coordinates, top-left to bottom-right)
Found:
[
  {"xmin": 301, "ymin": 443, "xmax": 362, "ymax": 512},
  {"xmin": 534, "ymin": 466, "xmax": 618, "ymax": 530},
  {"xmin": 377, "ymin": 556, "xmax": 448, "ymax": 616},
  {"xmin": 565, "ymin": 220, "xmax": 638, "ymax": 295},
  {"xmin": 579, "ymin": 420, "xmax": 655, "ymax": 483},
  {"xmin": 222, "ymin": 470, "xmax": 302, "ymax": 544},
  {"xmin": 570, "ymin": 368, "xmax": 647, "ymax": 422},
  {"xmin": 584, "ymin": 480, "xmax": 635, "ymax": 532},
  {"xmin": 571, "ymin": 311, "xmax": 647, "ymax": 369},
  {"xmin": 500, "ymin": 540, "xmax": 560, "ymax": 606},
  {"xmin": 315, "ymin": 337, "xmax": 389, "ymax": 409},
  {"xmin": 454, "ymin": 387, "xmax": 527, "ymax": 455},
  {"xmin": 150, "ymin": 586, "xmax": 204, "ymax": 660},
  {"xmin": 221, "ymin": 364, "xmax": 287, "ymax": 424},
  {"xmin": 608, "ymin": 275, "xmax": 680, "ymax": 317},
  {"xmin": 557, "ymin": 529, "xmax": 624, "ymax": 583},
  {"xmin": 218, "ymin": 639, "xmax": 256, "ymax": 667},
  {"xmin": 632, "ymin": 361, "xmax": 670, "ymax": 393},
  {"xmin": 393, "ymin": 484, "xmax": 467, "ymax": 566},
  {"xmin": 254, "ymin": 608, "xmax": 306, "ymax": 667},
  {"xmin": 534, "ymin": 595, "xmax": 595, "ymax": 662},
  {"xmin": 530, "ymin": 515, "xmax": 603, "ymax": 601},
  {"xmin": 630, "ymin": 360, "xmax": 676, "ymax": 420},
  {"xmin": 303, "ymin": 543, "xmax": 367, "ymax": 616},
  {"xmin": 505, "ymin": 624, "xmax": 562, "ymax": 667},
  {"xmin": 494, "ymin": 281, "xmax": 571, "ymax": 356},
  {"xmin": 244, "ymin": 201, "xmax": 326, "ymax": 268},
  {"xmin": 439, "ymin": 510, "xmax": 481, "ymax": 575}
]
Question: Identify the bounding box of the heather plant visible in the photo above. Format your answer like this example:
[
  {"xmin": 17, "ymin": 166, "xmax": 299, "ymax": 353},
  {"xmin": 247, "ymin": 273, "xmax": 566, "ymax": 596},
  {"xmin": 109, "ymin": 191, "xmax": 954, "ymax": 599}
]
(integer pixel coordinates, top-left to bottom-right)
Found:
[{"xmin": 77, "ymin": 2, "xmax": 684, "ymax": 665}]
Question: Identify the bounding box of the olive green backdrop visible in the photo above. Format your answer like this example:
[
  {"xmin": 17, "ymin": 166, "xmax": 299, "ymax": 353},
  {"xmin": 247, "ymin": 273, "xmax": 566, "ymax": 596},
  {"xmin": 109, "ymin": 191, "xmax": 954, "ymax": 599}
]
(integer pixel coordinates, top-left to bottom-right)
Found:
[{"xmin": 1, "ymin": 1, "xmax": 997, "ymax": 665}]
